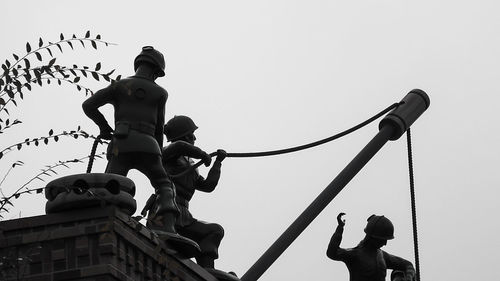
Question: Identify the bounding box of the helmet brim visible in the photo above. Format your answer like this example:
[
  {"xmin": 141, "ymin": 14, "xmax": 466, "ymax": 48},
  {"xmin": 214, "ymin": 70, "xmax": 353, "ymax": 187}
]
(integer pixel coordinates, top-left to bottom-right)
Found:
[{"xmin": 134, "ymin": 54, "xmax": 165, "ymax": 77}]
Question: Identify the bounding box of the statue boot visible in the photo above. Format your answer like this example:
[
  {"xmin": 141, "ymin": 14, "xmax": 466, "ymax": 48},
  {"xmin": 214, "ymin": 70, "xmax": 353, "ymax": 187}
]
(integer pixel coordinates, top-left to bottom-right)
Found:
[
  {"xmin": 205, "ymin": 266, "xmax": 241, "ymax": 281},
  {"xmin": 146, "ymin": 185, "xmax": 200, "ymax": 257},
  {"xmin": 197, "ymin": 250, "xmax": 240, "ymax": 281}
]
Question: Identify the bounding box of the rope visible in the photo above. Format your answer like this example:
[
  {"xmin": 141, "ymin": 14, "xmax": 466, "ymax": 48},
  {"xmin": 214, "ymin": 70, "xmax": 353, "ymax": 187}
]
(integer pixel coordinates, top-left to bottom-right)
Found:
[
  {"xmin": 406, "ymin": 129, "xmax": 421, "ymax": 281},
  {"xmin": 86, "ymin": 137, "xmax": 101, "ymax": 173},
  {"xmin": 170, "ymin": 102, "xmax": 400, "ymax": 178}
]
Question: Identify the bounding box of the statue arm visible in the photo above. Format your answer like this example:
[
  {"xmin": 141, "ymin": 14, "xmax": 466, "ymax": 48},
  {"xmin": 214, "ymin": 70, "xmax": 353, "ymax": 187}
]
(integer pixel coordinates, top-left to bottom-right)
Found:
[
  {"xmin": 156, "ymin": 92, "xmax": 167, "ymax": 148},
  {"xmin": 326, "ymin": 224, "xmax": 350, "ymax": 261},
  {"xmin": 162, "ymin": 141, "xmax": 209, "ymax": 162},
  {"xmin": 195, "ymin": 160, "xmax": 222, "ymax": 192},
  {"xmin": 383, "ymin": 251, "xmax": 416, "ymax": 278},
  {"xmin": 82, "ymin": 85, "xmax": 114, "ymax": 137}
]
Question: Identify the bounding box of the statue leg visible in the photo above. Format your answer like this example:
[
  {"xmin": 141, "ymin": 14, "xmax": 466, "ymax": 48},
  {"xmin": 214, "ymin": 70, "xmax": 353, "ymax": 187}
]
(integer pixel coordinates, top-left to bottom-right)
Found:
[
  {"xmin": 147, "ymin": 184, "xmax": 179, "ymax": 233},
  {"xmin": 181, "ymin": 222, "xmax": 239, "ymax": 280},
  {"xmin": 179, "ymin": 221, "xmax": 224, "ymax": 268},
  {"xmin": 105, "ymin": 154, "xmax": 132, "ymax": 176},
  {"xmin": 138, "ymin": 154, "xmax": 179, "ymax": 234}
]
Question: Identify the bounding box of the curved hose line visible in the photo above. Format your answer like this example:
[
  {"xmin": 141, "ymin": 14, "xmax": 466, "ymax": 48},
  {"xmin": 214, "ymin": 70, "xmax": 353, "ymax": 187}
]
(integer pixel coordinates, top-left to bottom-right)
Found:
[
  {"xmin": 170, "ymin": 102, "xmax": 399, "ymax": 178},
  {"xmin": 86, "ymin": 137, "xmax": 101, "ymax": 173}
]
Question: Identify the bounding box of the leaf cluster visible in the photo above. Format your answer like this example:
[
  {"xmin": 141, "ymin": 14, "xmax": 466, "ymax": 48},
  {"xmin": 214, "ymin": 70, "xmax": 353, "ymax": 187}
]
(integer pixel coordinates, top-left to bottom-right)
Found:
[
  {"xmin": 0, "ymin": 126, "xmax": 108, "ymax": 159},
  {"xmin": 0, "ymin": 31, "xmax": 120, "ymax": 131},
  {"xmin": 0, "ymin": 32, "xmax": 118, "ymax": 218}
]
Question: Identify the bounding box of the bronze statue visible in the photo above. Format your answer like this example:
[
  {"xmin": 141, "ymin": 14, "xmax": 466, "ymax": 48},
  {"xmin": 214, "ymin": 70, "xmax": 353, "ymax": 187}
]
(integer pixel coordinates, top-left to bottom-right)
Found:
[
  {"xmin": 327, "ymin": 213, "xmax": 415, "ymax": 281},
  {"xmin": 150, "ymin": 115, "xmax": 227, "ymax": 269},
  {"xmin": 82, "ymin": 46, "xmax": 181, "ymax": 237}
]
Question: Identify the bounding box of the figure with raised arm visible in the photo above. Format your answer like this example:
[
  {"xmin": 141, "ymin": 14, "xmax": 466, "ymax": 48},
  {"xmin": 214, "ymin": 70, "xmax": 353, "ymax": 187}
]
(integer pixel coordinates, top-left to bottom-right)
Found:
[{"xmin": 327, "ymin": 213, "xmax": 416, "ymax": 281}]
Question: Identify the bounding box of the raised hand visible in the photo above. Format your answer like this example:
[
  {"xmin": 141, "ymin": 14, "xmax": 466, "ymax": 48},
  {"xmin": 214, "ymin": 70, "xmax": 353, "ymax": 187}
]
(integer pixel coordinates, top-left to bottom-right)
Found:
[{"xmin": 337, "ymin": 212, "xmax": 346, "ymax": 227}]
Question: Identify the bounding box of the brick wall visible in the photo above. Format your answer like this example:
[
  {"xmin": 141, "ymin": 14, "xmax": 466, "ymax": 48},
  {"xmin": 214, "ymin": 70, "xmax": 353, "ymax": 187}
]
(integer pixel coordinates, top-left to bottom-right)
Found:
[{"xmin": 0, "ymin": 207, "xmax": 218, "ymax": 281}]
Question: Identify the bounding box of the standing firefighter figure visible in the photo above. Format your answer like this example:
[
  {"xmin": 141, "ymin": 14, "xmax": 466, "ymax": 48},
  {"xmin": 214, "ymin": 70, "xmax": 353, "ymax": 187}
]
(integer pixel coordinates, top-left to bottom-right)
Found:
[
  {"xmin": 153, "ymin": 115, "xmax": 227, "ymax": 269},
  {"xmin": 327, "ymin": 213, "xmax": 416, "ymax": 281},
  {"xmin": 82, "ymin": 46, "xmax": 181, "ymax": 237}
]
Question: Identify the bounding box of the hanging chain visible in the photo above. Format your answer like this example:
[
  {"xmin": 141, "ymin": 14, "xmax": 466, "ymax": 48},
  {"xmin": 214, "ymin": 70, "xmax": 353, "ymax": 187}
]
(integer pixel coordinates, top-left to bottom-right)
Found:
[{"xmin": 406, "ymin": 128, "xmax": 421, "ymax": 281}]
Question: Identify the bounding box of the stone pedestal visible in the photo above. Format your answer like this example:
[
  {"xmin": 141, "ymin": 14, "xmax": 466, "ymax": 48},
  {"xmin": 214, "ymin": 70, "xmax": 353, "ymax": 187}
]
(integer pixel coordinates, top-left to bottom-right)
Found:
[{"xmin": 0, "ymin": 207, "xmax": 219, "ymax": 281}]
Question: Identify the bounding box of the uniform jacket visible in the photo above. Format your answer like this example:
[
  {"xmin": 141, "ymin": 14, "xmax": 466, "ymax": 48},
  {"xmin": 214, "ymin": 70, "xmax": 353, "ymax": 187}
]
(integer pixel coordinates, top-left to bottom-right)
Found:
[
  {"xmin": 82, "ymin": 76, "xmax": 167, "ymax": 155},
  {"xmin": 162, "ymin": 141, "xmax": 222, "ymax": 226}
]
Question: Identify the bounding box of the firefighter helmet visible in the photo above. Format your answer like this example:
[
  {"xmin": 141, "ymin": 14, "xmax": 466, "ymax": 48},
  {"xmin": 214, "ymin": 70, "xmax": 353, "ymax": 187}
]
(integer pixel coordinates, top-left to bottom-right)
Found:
[
  {"xmin": 164, "ymin": 115, "xmax": 198, "ymax": 141},
  {"xmin": 134, "ymin": 46, "xmax": 166, "ymax": 77},
  {"xmin": 364, "ymin": 215, "xmax": 394, "ymax": 240}
]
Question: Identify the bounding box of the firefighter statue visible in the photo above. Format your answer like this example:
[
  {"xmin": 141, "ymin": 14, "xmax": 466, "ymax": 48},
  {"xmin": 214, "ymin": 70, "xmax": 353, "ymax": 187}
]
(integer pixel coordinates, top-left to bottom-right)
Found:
[
  {"xmin": 147, "ymin": 115, "xmax": 239, "ymax": 280},
  {"xmin": 82, "ymin": 46, "xmax": 198, "ymax": 254},
  {"xmin": 327, "ymin": 213, "xmax": 416, "ymax": 281}
]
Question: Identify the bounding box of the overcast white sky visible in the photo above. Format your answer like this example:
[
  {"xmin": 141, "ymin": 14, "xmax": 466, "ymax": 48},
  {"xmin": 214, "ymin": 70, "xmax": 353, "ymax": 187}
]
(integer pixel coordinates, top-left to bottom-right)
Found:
[{"xmin": 1, "ymin": 1, "xmax": 499, "ymax": 280}]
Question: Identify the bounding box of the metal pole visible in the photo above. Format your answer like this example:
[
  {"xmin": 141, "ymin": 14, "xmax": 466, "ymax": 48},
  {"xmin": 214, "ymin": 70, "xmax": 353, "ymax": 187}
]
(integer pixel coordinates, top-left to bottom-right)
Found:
[{"xmin": 240, "ymin": 89, "xmax": 430, "ymax": 281}]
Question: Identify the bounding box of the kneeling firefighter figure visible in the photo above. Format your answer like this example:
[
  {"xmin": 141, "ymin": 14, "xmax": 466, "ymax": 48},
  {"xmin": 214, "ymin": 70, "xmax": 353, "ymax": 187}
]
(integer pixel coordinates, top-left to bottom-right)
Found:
[
  {"xmin": 147, "ymin": 115, "xmax": 227, "ymax": 268},
  {"xmin": 327, "ymin": 213, "xmax": 416, "ymax": 281}
]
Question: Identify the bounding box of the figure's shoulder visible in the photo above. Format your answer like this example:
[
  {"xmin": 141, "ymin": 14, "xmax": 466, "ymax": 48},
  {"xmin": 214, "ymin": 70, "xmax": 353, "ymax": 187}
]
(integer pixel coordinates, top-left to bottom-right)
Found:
[
  {"xmin": 380, "ymin": 249, "xmax": 395, "ymax": 259},
  {"xmin": 346, "ymin": 245, "xmax": 365, "ymax": 255},
  {"xmin": 163, "ymin": 142, "xmax": 176, "ymax": 151},
  {"xmin": 162, "ymin": 142, "xmax": 179, "ymax": 155},
  {"xmin": 153, "ymin": 82, "xmax": 168, "ymax": 97},
  {"xmin": 344, "ymin": 247, "xmax": 358, "ymax": 253},
  {"xmin": 113, "ymin": 77, "xmax": 133, "ymax": 85},
  {"xmin": 109, "ymin": 77, "xmax": 132, "ymax": 91},
  {"xmin": 117, "ymin": 76, "xmax": 150, "ymax": 87},
  {"xmin": 162, "ymin": 142, "xmax": 184, "ymax": 162},
  {"xmin": 335, "ymin": 247, "xmax": 357, "ymax": 261},
  {"xmin": 164, "ymin": 141, "xmax": 194, "ymax": 152}
]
